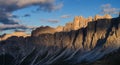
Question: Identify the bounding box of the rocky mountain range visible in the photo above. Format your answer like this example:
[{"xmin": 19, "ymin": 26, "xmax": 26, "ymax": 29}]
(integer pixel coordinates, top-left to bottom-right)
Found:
[
  {"xmin": 0, "ymin": 14, "xmax": 120, "ymax": 65},
  {"xmin": 32, "ymin": 14, "xmax": 112, "ymax": 36}
]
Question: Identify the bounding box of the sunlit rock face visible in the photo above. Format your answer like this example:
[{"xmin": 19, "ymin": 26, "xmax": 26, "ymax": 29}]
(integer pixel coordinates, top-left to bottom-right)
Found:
[
  {"xmin": 104, "ymin": 14, "xmax": 112, "ymax": 19},
  {"xmin": 63, "ymin": 22, "xmax": 73, "ymax": 31},
  {"xmin": 0, "ymin": 31, "xmax": 30, "ymax": 41},
  {"xmin": 94, "ymin": 14, "xmax": 112, "ymax": 21},
  {"xmin": 31, "ymin": 16, "xmax": 119, "ymax": 50},
  {"xmin": 0, "ymin": 15, "xmax": 120, "ymax": 65},
  {"xmin": 32, "ymin": 26, "xmax": 56, "ymax": 36},
  {"xmin": 73, "ymin": 16, "xmax": 81, "ymax": 30},
  {"xmin": 56, "ymin": 26, "xmax": 64, "ymax": 32},
  {"xmin": 31, "ymin": 14, "xmax": 112, "ymax": 36}
]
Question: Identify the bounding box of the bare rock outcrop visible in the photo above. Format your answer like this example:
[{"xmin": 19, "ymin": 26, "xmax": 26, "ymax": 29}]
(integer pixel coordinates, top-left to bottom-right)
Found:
[
  {"xmin": 56, "ymin": 26, "xmax": 64, "ymax": 32},
  {"xmin": 94, "ymin": 14, "xmax": 112, "ymax": 21},
  {"xmin": 73, "ymin": 16, "xmax": 81, "ymax": 30},
  {"xmin": 63, "ymin": 22, "xmax": 73, "ymax": 31},
  {"xmin": 32, "ymin": 26, "xmax": 56, "ymax": 36}
]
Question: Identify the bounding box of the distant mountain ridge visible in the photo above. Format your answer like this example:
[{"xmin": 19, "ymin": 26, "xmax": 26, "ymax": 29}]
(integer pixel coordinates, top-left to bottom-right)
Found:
[
  {"xmin": 32, "ymin": 14, "xmax": 112, "ymax": 36},
  {"xmin": 0, "ymin": 31, "xmax": 30, "ymax": 41}
]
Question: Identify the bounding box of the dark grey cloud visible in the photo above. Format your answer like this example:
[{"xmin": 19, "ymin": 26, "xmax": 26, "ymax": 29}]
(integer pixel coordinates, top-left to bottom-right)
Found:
[
  {"xmin": 0, "ymin": 0, "xmax": 63, "ymax": 31},
  {"xmin": 11, "ymin": 15, "xmax": 19, "ymax": 18},
  {"xmin": 0, "ymin": 11, "xmax": 19, "ymax": 24},
  {"xmin": 14, "ymin": 29, "xmax": 25, "ymax": 32},
  {"xmin": 0, "ymin": 24, "xmax": 36, "ymax": 31},
  {"xmin": 100, "ymin": 4, "xmax": 120, "ymax": 15},
  {"xmin": 0, "ymin": 0, "xmax": 63, "ymax": 12},
  {"xmin": 0, "ymin": 17, "xmax": 18, "ymax": 24},
  {"xmin": 0, "ymin": 0, "xmax": 63, "ymax": 25},
  {"xmin": 41, "ymin": 19, "xmax": 59, "ymax": 23},
  {"xmin": 23, "ymin": 14, "xmax": 31, "ymax": 17},
  {"xmin": 36, "ymin": 2, "xmax": 63, "ymax": 12}
]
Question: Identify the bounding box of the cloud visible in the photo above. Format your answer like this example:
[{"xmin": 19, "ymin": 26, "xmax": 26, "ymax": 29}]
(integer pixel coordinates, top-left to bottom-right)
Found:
[
  {"xmin": 100, "ymin": 4, "xmax": 120, "ymax": 15},
  {"xmin": 0, "ymin": 17, "xmax": 19, "ymax": 24},
  {"xmin": 50, "ymin": 3, "xmax": 63, "ymax": 11},
  {"xmin": 0, "ymin": 24, "xmax": 36, "ymax": 31},
  {"xmin": 0, "ymin": 0, "xmax": 63, "ymax": 25},
  {"xmin": 36, "ymin": 2, "xmax": 63, "ymax": 12},
  {"xmin": 0, "ymin": 0, "xmax": 63, "ymax": 12},
  {"xmin": 47, "ymin": 19, "xmax": 59, "ymax": 23},
  {"xmin": 41, "ymin": 19, "xmax": 59, "ymax": 23},
  {"xmin": 23, "ymin": 14, "xmax": 31, "ymax": 17},
  {"xmin": 0, "ymin": 0, "xmax": 63, "ymax": 31},
  {"xmin": 14, "ymin": 29, "xmax": 25, "ymax": 32},
  {"xmin": 61, "ymin": 15, "xmax": 71, "ymax": 18},
  {"xmin": 0, "ymin": 12, "xmax": 19, "ymax": 24},
  {"xmin": 0, "ymin": 0, "xmax": 63, "ymax": 21},
  {"xmin": 12, "ymin": 15, "xmax": 19, "ymax": 18}
]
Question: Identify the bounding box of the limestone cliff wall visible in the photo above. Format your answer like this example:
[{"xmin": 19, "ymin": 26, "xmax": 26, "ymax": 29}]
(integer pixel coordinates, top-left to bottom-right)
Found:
[{"xmin": 31, "ymin": 17, "xmax": 120, "ymax": 50}]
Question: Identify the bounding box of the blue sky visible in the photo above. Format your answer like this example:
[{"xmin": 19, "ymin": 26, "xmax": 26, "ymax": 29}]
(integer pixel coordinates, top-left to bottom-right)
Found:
[
  {"xmin": 0, "ymin": 0, "xmax": 120, "ymax": 34},
  {"xmin": 13, "ymin": 0, "xmax": 120, "ymax": 27}
]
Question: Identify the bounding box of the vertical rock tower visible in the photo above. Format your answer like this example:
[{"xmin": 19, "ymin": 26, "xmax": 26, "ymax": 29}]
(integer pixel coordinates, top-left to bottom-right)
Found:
[{"xmin": 73, "ymin": 16, "xmax": 80, "ymax": 30}]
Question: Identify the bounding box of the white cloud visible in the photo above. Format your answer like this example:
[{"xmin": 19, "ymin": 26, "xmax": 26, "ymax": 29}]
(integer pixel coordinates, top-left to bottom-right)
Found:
[
  {"xmin": 61, "ymin": 15, "xmax": 71, "ymax": 18},
  {"xmin": 47, "ymin": 19, "xmax": 59, "ymax": 23},
  {"xmin": 51, "ymin": 3, "xmax": 63, "ymax": 11},
  {"xmin": 100, "ymin": 4, "xmax": 120, "ymax": 15}
]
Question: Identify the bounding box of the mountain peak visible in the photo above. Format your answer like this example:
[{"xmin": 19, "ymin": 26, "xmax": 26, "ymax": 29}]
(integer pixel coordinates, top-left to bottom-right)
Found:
[
  {"xmin": 104, "ymin": 14, "xmax": 112, "ymax": 19},
  {"xmin": 32, "ymin": 26, "xmax": 56, "ymax": 36}
]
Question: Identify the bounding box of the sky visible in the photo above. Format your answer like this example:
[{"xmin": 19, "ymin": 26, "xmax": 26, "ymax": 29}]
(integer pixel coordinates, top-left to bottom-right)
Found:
[{"xmin": 0, "ymin": 0, "xmax": 120, "ymax": 35}]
